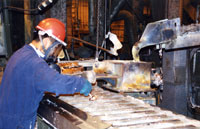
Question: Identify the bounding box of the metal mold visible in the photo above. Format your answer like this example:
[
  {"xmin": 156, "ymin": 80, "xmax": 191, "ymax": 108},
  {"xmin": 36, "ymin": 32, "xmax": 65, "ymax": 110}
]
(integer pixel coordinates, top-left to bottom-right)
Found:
[
  {"xmin": 93, "ymin": 60, "xmax": 152, "ymax": 92},
  {"xmin": 58, "ymin": 60, "xmax": 152, "ymax": 92}
]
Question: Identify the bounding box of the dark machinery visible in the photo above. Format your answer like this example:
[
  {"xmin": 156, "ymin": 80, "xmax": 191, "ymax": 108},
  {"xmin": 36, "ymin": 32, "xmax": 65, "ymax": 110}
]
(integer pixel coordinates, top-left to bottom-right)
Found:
[{"xmin": 131, "ymin": 17, "xmax": 200, "ymax": 118}]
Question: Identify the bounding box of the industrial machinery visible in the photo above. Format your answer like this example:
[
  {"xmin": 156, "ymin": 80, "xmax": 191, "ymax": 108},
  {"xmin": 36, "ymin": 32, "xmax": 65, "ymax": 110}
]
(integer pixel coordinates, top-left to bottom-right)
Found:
[
  {"xmin": 37, "ymin": 18, "xmax": 200, "ymax": 128},
  {"xmin": 38, "ymin": 87, "xmax": 200, "ymax": 129},
  {"xmin": 131, "ymin": 17, "xmax": 200, "ymax": 118}
]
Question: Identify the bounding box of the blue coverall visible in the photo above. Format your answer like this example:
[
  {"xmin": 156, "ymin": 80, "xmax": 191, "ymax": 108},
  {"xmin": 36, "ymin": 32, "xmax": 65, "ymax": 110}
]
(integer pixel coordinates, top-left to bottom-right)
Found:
[{"xmin": 0, "ymin": 45, "xmax": 86, "ymax": 129}]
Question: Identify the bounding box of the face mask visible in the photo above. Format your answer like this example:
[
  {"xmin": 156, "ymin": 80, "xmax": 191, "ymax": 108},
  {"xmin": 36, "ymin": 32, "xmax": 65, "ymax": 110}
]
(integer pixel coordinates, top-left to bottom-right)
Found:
[
  {"xmin": 43, "ymin": 41, "xmax": 62, "ymax": 63},
  {"xmin": 38, "ymin": 33, "xmax": 63, "ymax": 62}
]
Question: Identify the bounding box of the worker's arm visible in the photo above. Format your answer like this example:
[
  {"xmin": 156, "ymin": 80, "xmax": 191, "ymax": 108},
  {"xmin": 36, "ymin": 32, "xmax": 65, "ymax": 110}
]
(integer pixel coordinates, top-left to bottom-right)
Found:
[{"xmin": 34, "ymin": 61, "xmax": 90, "ymax": 96}]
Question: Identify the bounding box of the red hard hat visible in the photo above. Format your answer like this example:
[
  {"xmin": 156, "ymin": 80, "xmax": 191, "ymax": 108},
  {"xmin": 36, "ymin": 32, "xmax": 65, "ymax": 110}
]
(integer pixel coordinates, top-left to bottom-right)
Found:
[{"xmin": 36, "ymin": 18, "xmax": 66, "ymax": 46}]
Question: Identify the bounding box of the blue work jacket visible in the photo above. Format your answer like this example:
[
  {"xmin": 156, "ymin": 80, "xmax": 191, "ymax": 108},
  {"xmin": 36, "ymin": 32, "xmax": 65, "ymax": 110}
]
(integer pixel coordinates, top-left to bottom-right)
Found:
[{"xmin": 0, "ymin": 45, "xmax": 85, "ymax": 129}]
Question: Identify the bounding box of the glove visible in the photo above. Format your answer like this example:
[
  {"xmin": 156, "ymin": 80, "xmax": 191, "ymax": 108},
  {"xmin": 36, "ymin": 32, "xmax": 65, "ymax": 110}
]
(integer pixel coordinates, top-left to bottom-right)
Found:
[{"xmin": 80, "ymin": 80, "xmax": 92, "ymax": 96}]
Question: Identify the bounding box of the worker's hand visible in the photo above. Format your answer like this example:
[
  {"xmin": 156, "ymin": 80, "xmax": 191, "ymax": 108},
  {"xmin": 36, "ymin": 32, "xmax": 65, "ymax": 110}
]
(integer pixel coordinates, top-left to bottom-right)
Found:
[{"xmin": 80, "ymin": 80, "xmax": 92, "ymax": 96}]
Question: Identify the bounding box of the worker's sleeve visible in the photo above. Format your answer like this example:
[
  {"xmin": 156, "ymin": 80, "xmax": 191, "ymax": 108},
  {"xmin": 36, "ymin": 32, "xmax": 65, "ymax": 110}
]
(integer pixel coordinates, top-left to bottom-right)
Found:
[{"xmin": 34, "ymin": 61, "xmax": 86, "ymax": 95}]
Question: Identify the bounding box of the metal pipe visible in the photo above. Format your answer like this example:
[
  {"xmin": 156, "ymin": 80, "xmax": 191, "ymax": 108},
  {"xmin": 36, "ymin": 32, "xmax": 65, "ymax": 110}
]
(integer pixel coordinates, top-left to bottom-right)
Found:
[
  {"xmin": 88, "ymin": 0, "xmax": 95, "ymax": 35},
  {"xmin": 196, "ymin": 5, "xmax": 200, "ymax": 24},
  {"xmin": 109, "ymin": 0, "xmax": 126, "ymax": 25},
  {"xmin": 2, "ymin": 0, "xmax": 12, "ymax": 57},
  {"xmin": 95, "ymin": 0, "xmax": 101, "ymax": 60},
  {"xmin": 104, "ymin": 0, "xmax": 107, "ymax": 59},
  {"xmin": 71, "ymin": 37, "xmax": 113, "ymax": 54},
  {"xmin": 116, "ymin": 10, "xmax": 135, "ymax": 46},
  {"xmin": 179, "ymin": 0, "xmax": 183, "ymax": 23}
]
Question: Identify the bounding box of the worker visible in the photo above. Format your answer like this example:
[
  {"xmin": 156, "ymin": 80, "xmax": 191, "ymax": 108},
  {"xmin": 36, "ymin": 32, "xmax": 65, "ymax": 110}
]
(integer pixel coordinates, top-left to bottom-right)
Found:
[{"xmin": 0, "ymin": 18, "xmax": 92, "ymax": 129}]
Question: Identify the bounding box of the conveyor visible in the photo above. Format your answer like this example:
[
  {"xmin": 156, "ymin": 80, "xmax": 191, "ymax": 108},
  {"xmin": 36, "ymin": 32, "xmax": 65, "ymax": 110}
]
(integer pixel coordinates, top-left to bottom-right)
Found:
[{"xmin": 38, "ymin": 86, "xmax": 200, "ymax": 129}]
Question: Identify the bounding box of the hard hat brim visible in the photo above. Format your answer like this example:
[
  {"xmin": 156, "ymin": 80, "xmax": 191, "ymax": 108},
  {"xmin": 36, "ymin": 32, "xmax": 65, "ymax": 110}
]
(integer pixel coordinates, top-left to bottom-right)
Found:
[{"xmin": 37, "ymin": 26, "xmax": 67, "ymax": 46}]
